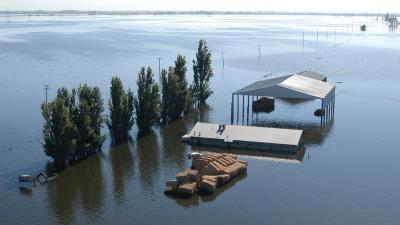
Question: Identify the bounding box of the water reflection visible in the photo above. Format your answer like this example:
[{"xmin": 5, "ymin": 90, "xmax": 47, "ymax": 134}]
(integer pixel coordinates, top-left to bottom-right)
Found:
[
  {"xmin": 191, "ymin": 104, "xmax": 212, "ymax": 123},
  {"xmin": 165, "ymin": 194, "xmax": 199, "ymax": 208},
  {"xmin": 109, "ymin": 143, "xmax": 134, "ymax": 206},
  {"xmin": 135, "ymin": 130, "xmax": 160, "ymax": 194},
  {"xmin": 200, "ymin": 173, "xmax": 247, "ymax": 202},
  {"xmin": 166, "ymin": 173, "xmax": 248, "ymax": 207},
  {"xmin": 193, "ymin": 147, "xmax": 306, "ymax": 164},
  {"xmin": 46, "ymin": 154, "xmax": 105, "ymax": 224},
  {"xmin": 160, "ymin": 119, "xmax": 189, "ymax": 170}
]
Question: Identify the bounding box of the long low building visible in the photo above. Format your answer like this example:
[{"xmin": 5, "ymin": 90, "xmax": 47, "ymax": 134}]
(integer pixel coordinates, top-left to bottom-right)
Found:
[{"xmin": 182, "ymin": 122, "xmax": 304, "ymax": 153}]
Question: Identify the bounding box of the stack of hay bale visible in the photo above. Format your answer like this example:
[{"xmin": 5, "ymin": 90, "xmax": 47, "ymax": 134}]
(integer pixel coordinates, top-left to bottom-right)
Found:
[{"xmin": 164, "ymin": 153, "xmax": 247, "ymax": 196}]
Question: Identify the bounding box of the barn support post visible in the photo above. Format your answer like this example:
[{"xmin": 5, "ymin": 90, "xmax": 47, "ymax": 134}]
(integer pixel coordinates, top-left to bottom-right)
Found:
[
  {"xmin": 242, "ymin": 94, "xmax": 245, "ymax": 124},
  {"xmin": 320, "ymin": 99, "xmax": 324, "ymax": 127},
  {"xmin": 236, "ymin": 94, "xmax": 239, "ymax": 124},
  {"xmin": 231, "ymin": 94, "xmax": 234, "ymax": 124},
  {"xmin": 332, "ymin": 96, "xmax": 336, "ymax": 119},
  {"xmin": 328, "ymin": 102, "xmax": 331, "ymax": 124},
  {"xmin": 247, "ymin": 95, "xmax": 250, "ymax": 125}
]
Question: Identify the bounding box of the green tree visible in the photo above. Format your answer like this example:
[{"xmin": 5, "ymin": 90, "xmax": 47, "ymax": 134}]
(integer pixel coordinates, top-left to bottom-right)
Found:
[
  {"xmin": 106, "ymin": 77, "xmax": 135, "ymax": 145},
  {"xmin": 192, "ymin": 39, "xmax": 214, "ymax": 104},
  {"xmin": 41, "ymin": 88, "xmax": 77, "ymax": 170},
  {"xmin": 166, "ymin": 67, "xmax": 180, "ymax": 122},
  {"xmin": 134, "ymin": 67, "xmax": 161, "ymax": 132},
  {"xmin": 173, "ymin": 54, "xmax": 191, "ymax": 113},
  {"xmin": 160, "ymin": 68, "xmax": 169, "ymax": 124},
  {"xmin": 72, "ymin": 85, "xmax": 104, "ymax": 160},
  {"xmin": 160, "ymin": 55, "xmax": 192, "ymax": 124}
]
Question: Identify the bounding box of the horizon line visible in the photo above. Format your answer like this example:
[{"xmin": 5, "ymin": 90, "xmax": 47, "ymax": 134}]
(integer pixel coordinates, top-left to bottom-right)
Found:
[{"xmin": 0, "ymin": 10, "xmax": 399, "ymax": 16}]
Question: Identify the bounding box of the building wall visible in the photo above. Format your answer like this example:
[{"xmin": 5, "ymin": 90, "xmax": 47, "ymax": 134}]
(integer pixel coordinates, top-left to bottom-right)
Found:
[{"xmin": 189, "ymin": 137, "xmax": 298, "ymax": 152}]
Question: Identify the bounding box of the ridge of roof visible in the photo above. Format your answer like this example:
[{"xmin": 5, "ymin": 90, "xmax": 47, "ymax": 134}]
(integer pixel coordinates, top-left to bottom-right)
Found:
[{"xmin": 233, "ymin": 71, "xmax": 335, "ymax": 99}]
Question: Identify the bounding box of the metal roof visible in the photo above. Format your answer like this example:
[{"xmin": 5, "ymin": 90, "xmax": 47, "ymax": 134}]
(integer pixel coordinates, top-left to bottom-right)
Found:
[
  {"xmin": 297, "ymin": 71, "xmax": 327, "ymax": 81},
  {"xmin": 185, "ymin": 122, "xmax": 303, "ymax": 146},
  {"xmin": 234, "ymin": 72, "xmax": 335, "ymax": 100}
]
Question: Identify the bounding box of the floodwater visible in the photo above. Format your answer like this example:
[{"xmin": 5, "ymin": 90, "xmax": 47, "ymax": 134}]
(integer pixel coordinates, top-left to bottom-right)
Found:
[{"xmin": 1, "ymin": 14, "xmax": 400, "ymax": 225}]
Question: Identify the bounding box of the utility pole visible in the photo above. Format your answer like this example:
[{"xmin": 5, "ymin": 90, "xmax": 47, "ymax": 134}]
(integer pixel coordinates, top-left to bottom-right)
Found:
[
  {"xmin": 156, "ymin": 57, "xmax": 161, "ymax": 78},
  {"xmin": 43, "ymin": 84, "xmax": 50, "ymax": 102}
]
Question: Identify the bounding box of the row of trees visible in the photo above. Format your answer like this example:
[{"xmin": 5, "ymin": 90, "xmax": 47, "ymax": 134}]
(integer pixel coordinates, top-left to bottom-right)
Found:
[{"xmin": 41, "ymin": 39, "xmax": 213, "ymax": 170}]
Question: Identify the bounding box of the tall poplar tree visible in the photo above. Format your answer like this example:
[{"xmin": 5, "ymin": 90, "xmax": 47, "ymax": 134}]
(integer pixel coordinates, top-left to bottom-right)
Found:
[
  {"xmin": 41, "ymin": 88, "xmax": 77, "ymax": 170},
  {"xmin": 192, "ymin": 39, "xmax": 214, "ymax": 104},
  {"xmin": 106, "ymin": 77, "xmax": 135, "ymax": 145},
  {"xmin": 134, "ymin": 67, "xmax": 161, "ymax": 132},
  {"xmin": 72, "ymin": 85, "xmax": 104, "ymax": 160},
  {"xmin": 174, "ymin": 54, "xmax": 191, "ymax": 113}
]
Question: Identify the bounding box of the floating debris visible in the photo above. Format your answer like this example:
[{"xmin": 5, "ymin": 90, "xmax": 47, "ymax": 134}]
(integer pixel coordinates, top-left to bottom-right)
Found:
[
  {"xmin": 314, "ymin": 109, "xmax": 325, "ymax": 117},
  {"xmin": 252, "ymin": 97, "xmax": 275, "ymax": 113},
  {"xmin": 19, "ymin": 175, "xmax": 35, "ymax": 190},
  {"xmin": 360, "ymin": 24, "xmax": 367, "ymax": 31}
]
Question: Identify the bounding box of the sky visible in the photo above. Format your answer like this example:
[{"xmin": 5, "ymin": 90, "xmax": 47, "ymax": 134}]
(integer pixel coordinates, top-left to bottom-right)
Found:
[{"xmin": 0, "ymin": 0, "xmax": 399, "ymax": 13}]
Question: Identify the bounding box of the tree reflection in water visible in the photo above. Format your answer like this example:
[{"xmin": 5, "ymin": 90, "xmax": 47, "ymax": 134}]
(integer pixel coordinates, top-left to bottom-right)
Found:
[
  {"xmin": 46, "ymin": 154, "xmax": 105, "ymax": 224},
  {"xmin": 160, "ymin": 118, "xmax": 190, "ymax": 171},
  {"xmin": 135, "ymin": 130, "xmax": 160, "ymax": 195},
  {"xmin": 110, "ymin": 143, "xmax": 134, "ymax": 206}
]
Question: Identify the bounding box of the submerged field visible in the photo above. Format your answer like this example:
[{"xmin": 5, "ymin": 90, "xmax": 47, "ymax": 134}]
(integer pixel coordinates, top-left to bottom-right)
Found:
[{"xmin": 0, "ymin": 14, "xmax": 400, "ymax": 225}]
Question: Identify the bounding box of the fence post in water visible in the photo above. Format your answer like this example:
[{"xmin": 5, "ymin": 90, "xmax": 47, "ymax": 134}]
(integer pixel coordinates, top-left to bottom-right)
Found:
[
  {"xmin": 335, "ymin": 27, "xmax": 337, "ymax": 40},
  {"xmin": 222, "ymin": 51, "xmax": 225, "ymax": 69},
  {"xmin": 302, "ymin": 32, "xmax": 305, "ymax": 48},
  {"xmin": 317, "ymin": 29, "xmax": 319, "ymax": 41}
]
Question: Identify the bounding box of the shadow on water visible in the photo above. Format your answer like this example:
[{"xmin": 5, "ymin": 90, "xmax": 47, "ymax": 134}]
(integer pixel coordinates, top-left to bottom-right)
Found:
[
  {"xmin": 135, "ymin": 130, "xmax": 160, "ymax": 195},
  {"xmin": 279, "ymin": 98, "xmax": 313, "ymax": 105},
  {"xmin": 109, "ymin": 143, "xmax": 134, "ymax": 206},
  {"xmin": 46, "ymin": 153, "xmax": 105, "ymax": 224},
  {"xmin": 253, "ymin": 119, "xmax": 333, "ymax": 145},
  {"xmin": 19, "ymin": 187, "xmax": 33, "ymax": 197}
]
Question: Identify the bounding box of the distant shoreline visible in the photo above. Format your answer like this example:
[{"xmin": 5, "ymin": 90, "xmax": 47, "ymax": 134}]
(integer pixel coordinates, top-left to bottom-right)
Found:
[{"xmin": 0, "ymin": 10, "xmax": 397, "ymax": 17}]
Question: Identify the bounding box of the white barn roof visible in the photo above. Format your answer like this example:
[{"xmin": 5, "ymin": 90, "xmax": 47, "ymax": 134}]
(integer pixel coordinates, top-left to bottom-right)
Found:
[
  {"xmin": 234, "ymin": 72, "xmax": 335, "ymax": 100},
  {"xmin": 297, "ymin": 71, "xmax": 327, "ymax": 81}
]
